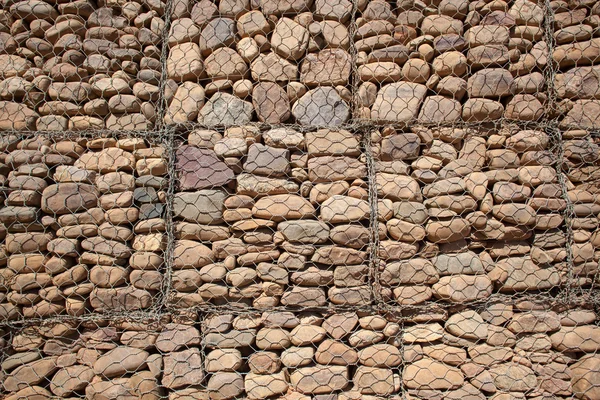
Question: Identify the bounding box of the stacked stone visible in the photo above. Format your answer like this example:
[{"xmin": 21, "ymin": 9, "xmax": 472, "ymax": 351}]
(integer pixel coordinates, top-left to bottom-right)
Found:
[
  {"xmin": 163, "ymin": 311, "xmax": 403, "ymax": 399},
  {"xmin": 372, "ymin": 125, "xmax": 565, "ymax": 307},
  {"xmin": 558, "ymin": 130, "xmax": 600, "ymax": 290},
  {"xmin": 0, "ymin": 135, "xmax": 167, "ymax": 321},
  {"xmin": 355, "ymin": 0, "xmax": 548, "ymax": 123},
  {"xmin": 0, "ymin": 319, "xmax": 164, "ymax": 399},
  {"xmin": 3, "ymin": 309, "xmax": 599, "ymax": 399},
  {"xmin": 164, "ymin": 0, "xmax": 352, "ymax": 127},
  {"xmin": 0, "ymin": 0, "xmax": 164, "ymax": 132},
  {"xmin": 552, "ymin": 1, "xmax": 600, "ymax": 129},
  {"xmin": 169, "ymin": 127, "xmax": 371, "ymax": 309},
  {"xmin": 402, "ymin": 304, "xmax": 600, "ymax": 399}
]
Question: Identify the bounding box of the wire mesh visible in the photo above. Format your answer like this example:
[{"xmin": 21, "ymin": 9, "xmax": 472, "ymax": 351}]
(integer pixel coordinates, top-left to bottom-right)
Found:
[
  {"xmin": 1, "ymin": 0, "xmax": 600, "ymax": 399},
  {"xmin": 166, "ymin": 126, "xmax": 374, "ymax": 313}
]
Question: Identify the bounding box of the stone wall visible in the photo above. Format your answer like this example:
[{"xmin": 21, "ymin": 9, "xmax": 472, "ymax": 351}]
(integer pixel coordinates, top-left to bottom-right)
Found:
[{"xmin": 1, "ymin": 0, "xmax": 600, "ymax": 399}]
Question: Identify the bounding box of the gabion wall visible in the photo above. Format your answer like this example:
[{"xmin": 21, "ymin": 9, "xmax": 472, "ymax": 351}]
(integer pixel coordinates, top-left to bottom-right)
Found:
[{"xmin": 1, "ymin": 0, "xmax": 600, "ymax": 399}]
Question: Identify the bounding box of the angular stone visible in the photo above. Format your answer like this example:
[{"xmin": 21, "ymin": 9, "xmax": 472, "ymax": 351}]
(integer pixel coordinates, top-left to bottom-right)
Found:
[
  {"xmin": 0, "ymin": 101, "xmax": 38, "ymax": 130},
  {"xmin": 560, "ymin": 99, "xmax": 600, "ymax": 129},
  {"xmin": 381, "ymin": 133, "xmax": 421, "ymax": 161},
  {"xmin": 371, "ymin": 82, "xmax": 427, "ymax": 123},
  {"xmin": 162, "ymin": 348, "xmax": 204, "ymax": 389},
  {"xmin": 252, "ymin": 82, "xmax": 290, "ymax": 123},
  {"xmin": 244, "ymin": 143, "xmax": 290, "ymax": 177},
  {"xmin": 176, "ymin": 145, "xmax": 234, "ymax": 190},
  {"xmin": 300, "ymin": 49, "xmax": 351, "ymax": 86},
  {"xmin": 419, "ymin": 95, "xmax": 462, "ymax": 123},
  {"xmin": 173, "ymin": 190, "xmax": 227, "ymax": 224},
  {"xmin": 199, "ymin": 92, "xmax": 253, "ymax": 126},
  {"xmin": 489, "ymin": 363, "xmax": 536, "ymax": 392},
  {"xmin": 271, "ymin": 17, "xmax": 309, "ymax": 60},
  {"xmin": 165, "ymin": 82, "xmax": 205, "ymax": 124},
  {"xmin": 205, "ymin": 47, "xmax": 248, "ymax": 80},
  {"xmin": 199, "ymin": 18, "xmax": 236, "ymax": 55},
  {"xmin": 467, "ymin": 68, "xmax": 513, "ymax": 98},
  {"xmin": 292, "ymin": 87, "xmax": 349, "ymax": 126}
]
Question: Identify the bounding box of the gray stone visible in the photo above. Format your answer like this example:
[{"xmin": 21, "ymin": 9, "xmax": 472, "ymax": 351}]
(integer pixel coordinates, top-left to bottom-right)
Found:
[
  {"xmin": 291, "ymin": 87, "xmax": 349, "ymax": 126},
  {"xmin": 199, "ymin": 92, "xmax": 253, "ymax": 126}
]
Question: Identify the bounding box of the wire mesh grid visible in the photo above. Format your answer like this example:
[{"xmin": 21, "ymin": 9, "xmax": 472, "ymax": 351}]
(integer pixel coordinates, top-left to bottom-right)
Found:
[{"xmin": 1, "ymin": 0, "xmax": 600, "ymax": 398}]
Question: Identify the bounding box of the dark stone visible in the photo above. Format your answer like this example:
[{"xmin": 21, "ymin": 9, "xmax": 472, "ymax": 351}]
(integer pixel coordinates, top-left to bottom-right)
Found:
[
  {"xmin": 139, "ymin": 203, "xmax": 164, "ymax": 220},
  {"xmin": 176, "ymin": 145, "xmax": 234, "ymax": 190},
  {"xmin": 136, "ymin": 176, "xmax": 166, "ymax": 189},
  {"xmin": 134, "ymin": 187, "xmax": 158, "ymax": 204}
]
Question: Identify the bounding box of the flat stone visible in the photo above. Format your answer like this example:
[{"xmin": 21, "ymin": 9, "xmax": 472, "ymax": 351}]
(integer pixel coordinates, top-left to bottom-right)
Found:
[
  {"xmin": 156, "ymin": 323, "xmax": 201, "ymax": 352},
  {"xmin": 550, "ymin": 325, "xmax": 600, "ymax": 352},
  {"xmin": 41, "ymin": 183, "xmax": 98, "ymax": 215},
  {"xmin": 252, "ymin": 194, "xmax": 315, "ymax": 221},
  {"xmin": 403, "ymin": 357, "xmax": 465, "ymax": 390},
  {"xmin": 290, "ymin": 365, "xmax": 349, "ymax": 394},
  {"xmin": 433, "ymin": 252, "xmax": 484, "ymax": 275},
  {"xmin": 278, "ymin": 220, "xmax": 330, "ymax": 244},
  {"xmin": 489, "ymin": 363, "xmax": 537, "ymax": 392},
  {"xmin": 245, "ymin": 371, "xmax": 289, "ymax": 399},
  {"xmin": 3, "ymin": 357, "xmax": 59, "ymax": 392},
  {"xmin": 446, "ymin": 310, "xmax": 488, "ymax": 340},
  {"xmin": 432, "ymin": 275, "xmax": 493, "ymax": 303},
  {"xmin": 93, "ymin": 346, "xmax": 149, "ymax": 378},
  {"xmin": 321, "ymin": 195, "xmax": 370, "ymax": 223}
]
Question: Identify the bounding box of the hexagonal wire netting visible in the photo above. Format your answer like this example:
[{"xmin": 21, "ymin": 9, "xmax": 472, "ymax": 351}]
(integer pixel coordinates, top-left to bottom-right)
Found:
[{"xmin": 1, "ymin": 0, "xmax": 600, "ymax": 398}]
